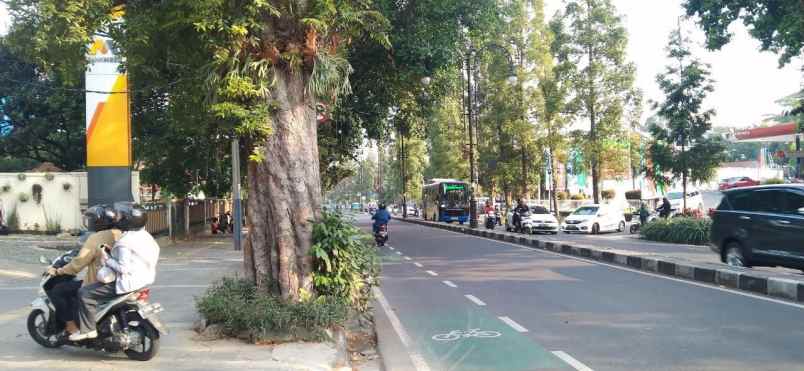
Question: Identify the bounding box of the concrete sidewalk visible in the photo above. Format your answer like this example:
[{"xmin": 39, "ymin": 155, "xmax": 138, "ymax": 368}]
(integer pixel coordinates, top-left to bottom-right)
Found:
[
  {"xmin": 400, "ymin": 218, "xmax": 804, "ymax": 304},
  {"xmin": 0, "ymin": 234, "xmax": 352, "ymax": 371}
]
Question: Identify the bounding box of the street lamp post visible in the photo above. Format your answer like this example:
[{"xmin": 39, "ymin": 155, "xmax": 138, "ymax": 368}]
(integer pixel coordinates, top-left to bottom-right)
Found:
[{"xmin": 464, "ymin": 43, "xmax": 517, "ymax": 228}]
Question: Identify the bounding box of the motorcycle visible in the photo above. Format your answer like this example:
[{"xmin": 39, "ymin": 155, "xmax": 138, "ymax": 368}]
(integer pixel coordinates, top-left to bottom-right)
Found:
[
  {"xmin": 28, "ymin": 249, "xmax": 167, "ymax": 361},
  {"xmin": 506, "ymin": 210, "xmax": 532, "ymax": 234},
  {"xmin": 629, "ymin": 212, "xmax": 659, "ymax": 234},
  {"xmin": 484, "ymin": 211, "xmax": 496, "ymax": 230},
  {"xmin": 375, "ymin": 224, "xmax": 389, "ymax": 247}
]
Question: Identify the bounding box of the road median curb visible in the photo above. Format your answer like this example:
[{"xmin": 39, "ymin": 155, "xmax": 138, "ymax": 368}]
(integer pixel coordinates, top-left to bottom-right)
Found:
[{"xmin": 399, "ymin": 218, "xmax": 804, "ymax": 304}]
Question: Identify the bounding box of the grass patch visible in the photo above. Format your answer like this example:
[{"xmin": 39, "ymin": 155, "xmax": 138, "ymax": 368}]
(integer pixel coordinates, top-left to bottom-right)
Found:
[{"xmin": 640, "ymin": 217, "xmax": 711, "ymax": 245}]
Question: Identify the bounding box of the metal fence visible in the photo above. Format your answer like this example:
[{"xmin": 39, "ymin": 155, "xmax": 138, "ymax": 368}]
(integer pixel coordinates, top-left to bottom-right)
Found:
[{"xmin": 142, "ymin": 198, "xmax": 242, "ymax": 240}]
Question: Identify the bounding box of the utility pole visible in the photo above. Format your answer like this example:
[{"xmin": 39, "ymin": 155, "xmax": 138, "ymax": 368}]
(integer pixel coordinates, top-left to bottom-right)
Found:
[
  {"xmin": 466, "ymin": 53, "xmax": 479, "ymax": 228},
  {"xmin": 231, "ymin": 138, "xmax": 242, "ymax": 251}
]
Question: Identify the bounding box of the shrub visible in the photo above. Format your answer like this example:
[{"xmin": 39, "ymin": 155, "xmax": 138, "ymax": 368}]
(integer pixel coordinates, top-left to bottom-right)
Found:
[
  {"xmin": 32, "ymin": 184, "xmax": 43, "ymax": 204},
  {"xmin": 640, "ymin": 217, "xmax": 711, "ymax": 245},
  {"xmin": 44, "ymin": 173, "xmax": 55, "ymax": 181},
  {"xmin": 569, "ymin": 193, "xmax": 585, "ymax": 200},
  {"xmin": 602, "ymin": 189, "xmax": 616, "ymax": 200},
  {"xmin": 17, "ymin": 173, "xmax": 26, "ymax": 181},
  {"xmin": 310, "ymin": 211, "xmax": 379, "ymax": 312},
  {"xmin": 18, "ymin": 193, "xmax": 29, "ymax": 203},
  {"xmin": 62, "ymin": 182, "xmax": 72, "ymax": 191},
  {"xmin": 763, "ymin": 178, "xmax": 784, "ymax": 185},
  {"xmin": 45, "ymin": 217, "xmax": 61, "ymax": 235},
  {"xmin": 7, "ymin": 207, "xmax": 19, "ymax": 231},
  {"xmin": 678, "ymin": 208, "xmax": 704, "ymax": 219},
  {"xmin": 1, "ymin": 184, "xmax": 10, "ymax": 193},
  {"xmin": 625, "ymin": 190, "xmax": 642, "ymax": 200},
  {"xmin": 196, "ymin": 277, "xmax": 348, "ymax": 342}
]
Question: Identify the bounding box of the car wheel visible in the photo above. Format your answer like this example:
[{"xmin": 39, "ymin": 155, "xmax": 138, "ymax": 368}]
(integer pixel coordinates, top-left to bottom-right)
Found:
[
  {"xmin": 617, "ymin": 221, "xmax": 625, "ymax": 233},
  {"xmin": 523, "ymin": 226, "xmax": 531, "ymax": 234},
  {"xmin": 591, "ymin": 224, "xmax": 600, "ymax": 235},
  {"xmin": 725, "ymin": 242, "xmax": 749, "ymax": 268}
]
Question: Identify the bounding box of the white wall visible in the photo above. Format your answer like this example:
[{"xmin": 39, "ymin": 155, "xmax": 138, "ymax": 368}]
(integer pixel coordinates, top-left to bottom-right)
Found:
[
  {"xmin": 0, "ymin": 172, "xmax": 83, "ymax": 231},
  {"xmin": 0, "ymin": 171, "xmax": 141, "ymax": 232}
]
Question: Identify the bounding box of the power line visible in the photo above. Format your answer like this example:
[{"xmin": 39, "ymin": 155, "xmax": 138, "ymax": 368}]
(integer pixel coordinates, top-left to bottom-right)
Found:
[{"xmin": 0, "ymin": 74, "xmax": 200, "ymax": 95}]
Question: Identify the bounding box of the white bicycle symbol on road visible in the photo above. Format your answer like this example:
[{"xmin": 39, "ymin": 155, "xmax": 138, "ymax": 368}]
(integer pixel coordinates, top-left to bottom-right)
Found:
[{"xmin": 431, "ymin": 328, "xmax": 502, "ymax": 342}]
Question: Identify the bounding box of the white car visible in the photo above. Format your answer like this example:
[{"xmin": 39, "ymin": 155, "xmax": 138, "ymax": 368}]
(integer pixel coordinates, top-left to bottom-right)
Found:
[
  {"xmin": 666, "ymin": 189, "xmax": 704, "ymax": 212},
  {"xmin": 561, "ymin": 204, "xmax": 626, "ymax": 234},
  {"xmin": 506, "ymin": 206, "xmax": 560, "ymax": 234}
]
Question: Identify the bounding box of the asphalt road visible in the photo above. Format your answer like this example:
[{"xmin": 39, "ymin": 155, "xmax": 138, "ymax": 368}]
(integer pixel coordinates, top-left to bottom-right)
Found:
[{"xmin": 367, "ymin": 215, "xmax": 804, "ymax": 371}]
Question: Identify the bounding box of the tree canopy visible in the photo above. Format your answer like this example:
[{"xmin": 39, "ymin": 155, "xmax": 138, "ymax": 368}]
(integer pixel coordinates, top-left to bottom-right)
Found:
[
  {"xmin": 0, "ymin": 41, "xmax": 85, "ymax": 171},
  {"xmin": 683, "ymin": 0, "xmax": 804, "ymax": 66}
]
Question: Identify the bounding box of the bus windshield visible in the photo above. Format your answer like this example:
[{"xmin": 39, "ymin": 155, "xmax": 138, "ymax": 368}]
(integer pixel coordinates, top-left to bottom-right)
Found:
[{"xmin": 443, "ymin": 183, "xmax": 467, "ymax": 208}]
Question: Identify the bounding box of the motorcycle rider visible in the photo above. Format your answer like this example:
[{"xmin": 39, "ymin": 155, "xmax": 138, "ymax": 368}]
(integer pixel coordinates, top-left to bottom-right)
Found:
[
  {"xmin": 46, "ymin": 205, "xmax": 122, "ymax": 337},
  {"xmin": 658, "ymin": 197, "xmax": 672, "ymax": 219},
  {"xmin": 483, "ymin": 200, "xmax": 495, "ymax": 225},
  {"xmin": 71, "ymin": 202, "xmax": 160, "ymax": 341},
  {"xmin": 639, "ymin": 202, "xmax": 650, "ymax": 225},
  {"xmin": 372, "ymin": 203, "xmax": 391, "ymax": 233},
  {"xmin": 512, "ymin": 199, "xmax": 529, "ymax": 231}
]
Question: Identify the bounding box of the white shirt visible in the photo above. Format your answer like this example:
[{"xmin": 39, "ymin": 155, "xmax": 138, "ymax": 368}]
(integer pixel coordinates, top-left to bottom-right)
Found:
[{"xmin": 104, "ymin": 228, "xmax": 160, "ymax": 294}]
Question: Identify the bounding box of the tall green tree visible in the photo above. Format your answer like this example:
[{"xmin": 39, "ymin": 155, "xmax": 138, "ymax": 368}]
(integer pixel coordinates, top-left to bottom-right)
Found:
[
  {"xmin": 648, "ymin": 28, "xmax": 725, "ymax": 209},
  {"xmin": 0, "ymin": 41, "xmax": 85, "ymax": 171},
  {"xmin": 425, "ymin": 95, "xmax": 468, "ymax": 181},
  {"xmin": 537, "ymin": 15, "xmax": 577, "ymax": 213},
  {"xmin": 555, "ymin": 0, "xmax": 637, "ymax": 203},
  {"xmin": 7, "ymin": 0, "xmax": 390, "ymax": 299}
]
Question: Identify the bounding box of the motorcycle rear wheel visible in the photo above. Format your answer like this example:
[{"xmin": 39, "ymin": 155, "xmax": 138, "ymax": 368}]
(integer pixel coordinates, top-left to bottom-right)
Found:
[
  {"xmin": 125, "ymin": 318, "xmax": 160, "ymax": 361},
  {"xmin": 27, "ymin": 309, "xmax": 66, "ymax": 348}
]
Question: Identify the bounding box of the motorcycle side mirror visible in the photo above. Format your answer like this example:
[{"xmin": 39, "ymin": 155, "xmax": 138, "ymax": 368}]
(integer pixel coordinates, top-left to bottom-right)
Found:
[{"xmin": 39, "ymin": 256, "xmax": 50, "ymax": 265}]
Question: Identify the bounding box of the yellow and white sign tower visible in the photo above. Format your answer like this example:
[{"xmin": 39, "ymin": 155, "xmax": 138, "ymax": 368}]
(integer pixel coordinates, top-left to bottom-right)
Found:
[{"xmin": 85, "ymin": 6, "xmax": 133, "ymax": 206}]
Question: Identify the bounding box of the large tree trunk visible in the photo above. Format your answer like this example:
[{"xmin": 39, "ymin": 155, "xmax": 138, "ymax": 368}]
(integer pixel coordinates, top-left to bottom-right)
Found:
[{"xmin": 244, "ymin": 69, "xmax": 321, "ymax": 301}]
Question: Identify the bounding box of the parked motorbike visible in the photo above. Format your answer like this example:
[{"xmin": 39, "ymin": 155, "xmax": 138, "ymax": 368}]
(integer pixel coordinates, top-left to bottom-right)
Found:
[
  {"xmin": 28, "ymin": 250, "xmax": 167, "ymax": 361},
  {"xmin": 629, "ymin": 212, "xmax": 658, "ymax": 234},
  {"xmin": 375, "ymin": 224, "xmax": 389, "ymax": 247},
  {"xmin": 484, "ymin": 211, "xmax": 496, "ymax": 230}
]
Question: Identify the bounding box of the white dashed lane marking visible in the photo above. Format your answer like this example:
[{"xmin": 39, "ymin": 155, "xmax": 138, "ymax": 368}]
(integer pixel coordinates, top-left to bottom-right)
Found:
[
  {"xmin": 552, "ymin": 351, "xmax": 594, "ymax": 371},
  {"xmin": 498, "ymin": 316, "xmax": 528, "ymax": 332},
  {"xmin": 442, "ymin": 280, "xmax": 458, "ymax": 288},
  {"xmin": 464, "ymin": 294, "xmax": 486, "ymax": 306}
]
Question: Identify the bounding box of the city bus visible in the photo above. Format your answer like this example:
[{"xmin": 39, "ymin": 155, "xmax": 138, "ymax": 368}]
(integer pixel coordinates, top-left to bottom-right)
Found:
[{"xmin": 422, "ymin": 179, "xmax": 470, "ymax": 224}]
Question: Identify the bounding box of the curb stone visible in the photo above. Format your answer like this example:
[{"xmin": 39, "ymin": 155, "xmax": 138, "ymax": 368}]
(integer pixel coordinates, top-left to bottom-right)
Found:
[{"xmin": 399, "ymin": 218, "xmax": 804, "ymax": 303}]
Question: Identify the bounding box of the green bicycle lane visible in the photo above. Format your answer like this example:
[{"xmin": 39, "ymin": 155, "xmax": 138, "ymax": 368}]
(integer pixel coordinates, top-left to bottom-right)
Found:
[{"xmin": 380, "ymin": 251, "xmax": 572, "ymax": 371}]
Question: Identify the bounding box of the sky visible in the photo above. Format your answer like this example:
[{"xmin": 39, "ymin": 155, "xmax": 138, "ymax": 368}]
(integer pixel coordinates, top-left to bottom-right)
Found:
[
  {"xmin": 545, "ymin": 0, "xmax": 803, "ymax": 129},
  {"xmin": 0, "ymin": 1, "xmax": 801, "ymax": 129}
]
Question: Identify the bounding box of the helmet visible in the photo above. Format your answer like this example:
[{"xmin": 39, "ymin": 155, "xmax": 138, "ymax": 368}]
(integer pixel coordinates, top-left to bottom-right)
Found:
[
  {"xmin": 378, "ymin": 203, "xmax": 386, "ymax": 209},
  {"xmin": 114, "ymin": 202, "xmax": 148, "ymax": 231},
  {"xmin": 83, "ymin": 205, "xmax": 117, "ymax": 232}
]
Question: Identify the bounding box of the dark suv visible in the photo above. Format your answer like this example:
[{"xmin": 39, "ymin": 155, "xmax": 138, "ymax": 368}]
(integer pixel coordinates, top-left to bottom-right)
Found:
[{"xmin": 710, "ymin": 185, "xmax": 804, "ymax": 270}]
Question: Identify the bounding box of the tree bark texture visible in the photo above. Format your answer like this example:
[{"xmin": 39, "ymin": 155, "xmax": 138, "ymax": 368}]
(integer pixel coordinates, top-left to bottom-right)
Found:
[{"xmin": 244, "ymin": 69, "xmax": 321, "ymax": 300}]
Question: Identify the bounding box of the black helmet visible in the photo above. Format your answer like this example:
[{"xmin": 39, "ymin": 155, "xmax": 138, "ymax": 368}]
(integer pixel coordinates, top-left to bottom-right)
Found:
[
  {"xmin": 378, "ymin": 203, "xmax": 386, "ymax": 209},
  {"xmin": 83, "ymin": 205, "xmax": 117, "ymax": 232},
  {"xmin": 114, "ymin": 202, "xmax": 148, "ymax": 231}
]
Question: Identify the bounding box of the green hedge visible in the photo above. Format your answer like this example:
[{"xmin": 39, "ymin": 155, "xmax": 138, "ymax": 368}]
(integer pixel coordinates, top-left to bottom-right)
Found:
[{"xmin": 640, "ymin": 217, "xmax": 711, "ymax": 245}]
